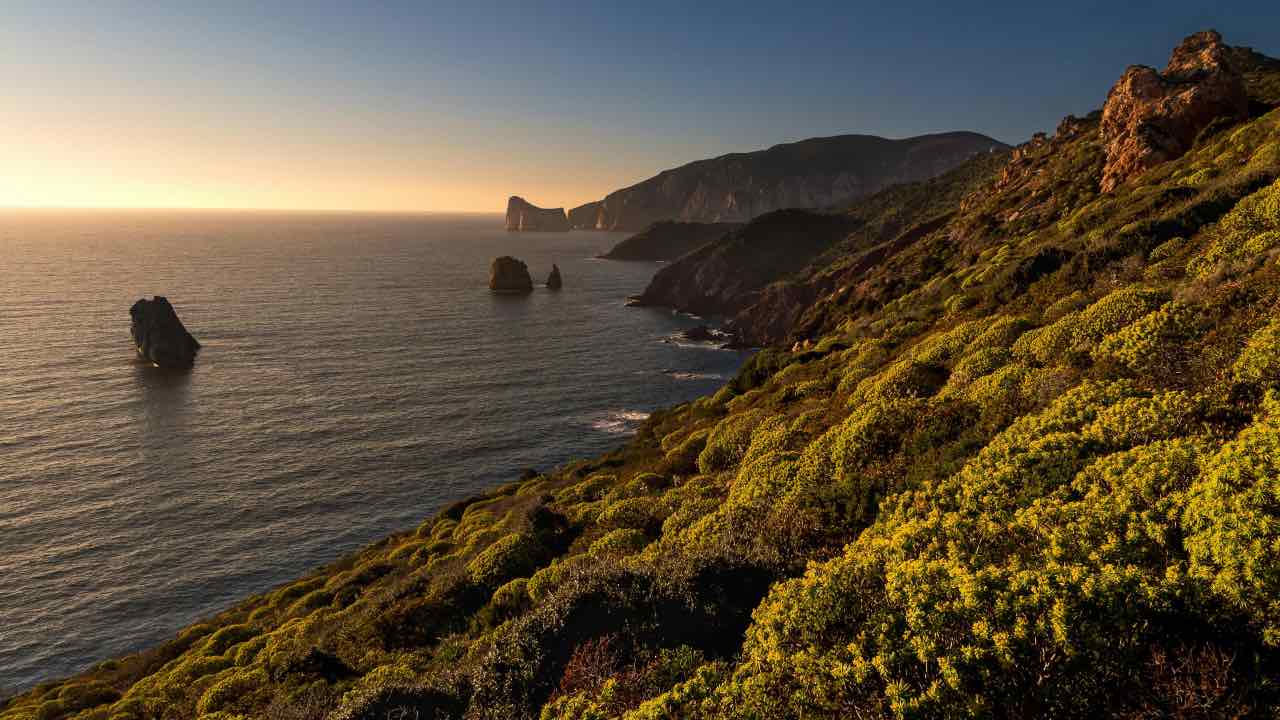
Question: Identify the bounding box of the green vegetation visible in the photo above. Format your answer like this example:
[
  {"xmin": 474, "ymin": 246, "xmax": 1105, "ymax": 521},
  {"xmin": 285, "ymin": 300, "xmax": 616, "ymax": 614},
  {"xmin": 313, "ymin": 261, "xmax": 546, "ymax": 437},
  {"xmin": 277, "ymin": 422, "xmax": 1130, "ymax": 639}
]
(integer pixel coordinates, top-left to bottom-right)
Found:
[{"xmin": 4, "ymin": 55, "xmax": 1280, "ymax": 720}]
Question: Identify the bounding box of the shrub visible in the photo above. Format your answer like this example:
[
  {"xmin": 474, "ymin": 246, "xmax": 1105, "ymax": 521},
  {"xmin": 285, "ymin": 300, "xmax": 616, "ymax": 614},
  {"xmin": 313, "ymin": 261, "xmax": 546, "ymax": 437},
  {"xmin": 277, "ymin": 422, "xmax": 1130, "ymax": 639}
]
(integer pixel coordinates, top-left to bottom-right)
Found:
[
  {"xmin": 1232, "ymin": 318, "xmax": 1280, "ymax": 388},
  {"xmin": 598, "ymin": 497, "xmax": 660, "ymax": 531},
  {"xmin": 195, "ymin": 668, "xmax": 267, "ymax": 716},
  {"xmin": 665, "ymin": 430, "xmax": 709, "ymax": 473},
  {"xmin": 588, "ymin": 529, "xmax": 649, "ymax": 558},
  {"xmin": 697, "ymin": 410, "xmax": 768, "ymax": 474},
  {"xmin": 466, "ymin": 533, "xmax": 543, "ymax": 588},
  {"xmin": 1093, "ymin": 301, "xmax": 1199, "ymax": 374},
  {"xmin": 1184, "ymin": 394, "xmax": 1280, "ymax": 645},
  {"xmin": 1187, "ymin": 178, "xmax": 1280, "ymax": 277},
  {"xmin": 202, "ymin": 624, "xmax": 259, "ymax": 657}
]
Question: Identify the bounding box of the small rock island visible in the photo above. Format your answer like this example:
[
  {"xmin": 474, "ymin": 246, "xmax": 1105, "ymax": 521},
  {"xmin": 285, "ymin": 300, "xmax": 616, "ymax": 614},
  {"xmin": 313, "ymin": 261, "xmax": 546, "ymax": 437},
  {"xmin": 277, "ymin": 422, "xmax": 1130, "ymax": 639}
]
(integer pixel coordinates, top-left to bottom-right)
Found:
[
  {"xmin": 130, "ymin": 296, "xmax": 201, "ymax": 369},
  {"xmin": 489, "ymin": 256, "xmax": 534, "ymax": 293},
  {"xmin": 546, "ymin": 264, "xmax": 563, "ymax": 290},
  {"xmin": 505, "ymin": 196, "xmax": 571, "ymax": 232}
]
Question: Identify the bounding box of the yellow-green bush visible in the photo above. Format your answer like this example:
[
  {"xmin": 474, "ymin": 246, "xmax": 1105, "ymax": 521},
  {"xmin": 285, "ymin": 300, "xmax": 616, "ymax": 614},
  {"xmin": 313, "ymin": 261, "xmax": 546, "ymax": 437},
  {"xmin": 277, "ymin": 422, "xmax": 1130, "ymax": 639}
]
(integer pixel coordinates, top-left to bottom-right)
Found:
[
  {"xmin": 1232, "ymin": 318, "xmax": 1280, "ymax": 388},
  {"xmin": 1184, "ymin": 394, "xmax": 1280, "ymax": 645},
  {"xmin": 195, "ymin": 668, "xmax": 267, "ymax": 716},
  {"xmin": 665, "ymin": 429, "xmax": 709, "ymax": 473},
  {"xmin": 465, "ymin": 532, "xmax": 542, "ymax": 588},
  {"xmin": 697, "ymin": 410, "xmax": 769, "ymax": 473},
  {"xmin": 1092, "ymin": 301, "xmax": 1198, "ymax": 374},
  {"xmin": 1187, "ymin": 178, "xmax": 1280, "ymax": 277},
  {"xmin": 588, "ymin": 529, "xmax": 649, "ymax": 557}
]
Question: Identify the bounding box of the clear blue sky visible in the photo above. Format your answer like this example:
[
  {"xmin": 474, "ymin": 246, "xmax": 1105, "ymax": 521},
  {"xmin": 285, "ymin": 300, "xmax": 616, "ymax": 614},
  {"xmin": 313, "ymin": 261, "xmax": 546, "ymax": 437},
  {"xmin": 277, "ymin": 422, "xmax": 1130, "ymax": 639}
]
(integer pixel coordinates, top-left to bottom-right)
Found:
[{"xmin": 1, "ymin": 1, "xmax": 1276, "ymax": 211}]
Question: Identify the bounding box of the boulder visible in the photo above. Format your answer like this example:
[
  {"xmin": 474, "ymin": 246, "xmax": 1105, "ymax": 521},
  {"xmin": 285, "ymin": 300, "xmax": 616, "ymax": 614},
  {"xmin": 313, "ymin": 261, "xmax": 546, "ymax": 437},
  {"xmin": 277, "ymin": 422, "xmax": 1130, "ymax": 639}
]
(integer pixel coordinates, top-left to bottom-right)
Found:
[
  {"xmin": 130, "ymin": 296, "xmax": 200, "ymax": 369},
  {"xmin": 489, "ymin": 256, "xmax": 534, "ymax": 293},
  {"xmin": 546, "ymin": 264, "xmax": 563, "ymax": 290},
  {"xmin": 1100, "ymin": 30, "xmax": 1248, "ymax": 192},
  {"xmin": 505, "ymin": 196, "xmax": 571, "ymax": 232}
]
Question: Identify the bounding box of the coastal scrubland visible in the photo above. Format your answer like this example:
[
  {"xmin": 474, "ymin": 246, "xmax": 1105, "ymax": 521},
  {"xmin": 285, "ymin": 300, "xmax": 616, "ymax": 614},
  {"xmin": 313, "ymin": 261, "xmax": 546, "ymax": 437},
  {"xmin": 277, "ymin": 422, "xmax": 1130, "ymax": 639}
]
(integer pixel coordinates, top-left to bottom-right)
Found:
[{"xmin": 5, "ymin": 34, "xmax": 1280, "ymax": 720}]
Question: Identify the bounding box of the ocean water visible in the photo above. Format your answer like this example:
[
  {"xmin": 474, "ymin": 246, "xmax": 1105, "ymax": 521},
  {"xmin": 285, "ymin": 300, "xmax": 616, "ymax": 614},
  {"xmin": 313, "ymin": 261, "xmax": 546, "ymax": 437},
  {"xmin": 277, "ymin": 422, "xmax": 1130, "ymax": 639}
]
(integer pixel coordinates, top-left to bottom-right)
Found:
[{"xmin": 0, "ymin": 211, "xmax": 747, "ymax": 693}]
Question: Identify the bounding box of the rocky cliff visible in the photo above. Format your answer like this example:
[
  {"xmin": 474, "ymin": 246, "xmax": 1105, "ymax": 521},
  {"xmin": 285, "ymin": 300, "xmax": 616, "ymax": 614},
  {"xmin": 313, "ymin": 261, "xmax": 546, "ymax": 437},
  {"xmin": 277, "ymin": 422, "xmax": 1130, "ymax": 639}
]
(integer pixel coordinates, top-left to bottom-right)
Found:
[
  {"xmin": 599, "ymin": 221, "xmax": 742, "ymax": 261},
  {"xmin": 129, "ymin": 297, "xmax": 200, "ymax": 369},
  {"xmin": 571, "ymin": 132, "xmax": 1008, "ymax": 232},
  {"xmin": 1100, "ymin": 30, "xmax": 1249, "ymax": 192},
  {"xmin": 505, "ymin": 197, "xmax": 571, "ymax": 232}
]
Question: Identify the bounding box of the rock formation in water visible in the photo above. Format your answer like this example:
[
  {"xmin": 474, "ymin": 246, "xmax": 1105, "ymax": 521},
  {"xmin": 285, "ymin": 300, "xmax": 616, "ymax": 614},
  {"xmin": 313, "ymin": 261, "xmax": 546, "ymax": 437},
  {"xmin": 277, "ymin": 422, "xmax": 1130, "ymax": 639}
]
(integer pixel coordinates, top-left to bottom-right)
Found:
[
  {"xmin": 599, "ymin": 221, "xmax": 743, "ymax": 261},
  {"xmin": 129, "ymin": 296, "xmax": 200, "ymax": 369},
  {"xmin": 489, "ymin": 256, "xmax": 534, "ymax": 293},
  {"xmin": 546, "ymin": 264, "xmax": 563, "ymax": 290},
  {"xmin": 1100, "ymin": 30, "xmax": 1249, "ymax": 192},
  {"xmin": 568, "ymin": 132, "xmax": 1008, "ymax": 232},
  {"xmin": 505, "ymin": 196, "xmax": 571, "ymax": 232}
]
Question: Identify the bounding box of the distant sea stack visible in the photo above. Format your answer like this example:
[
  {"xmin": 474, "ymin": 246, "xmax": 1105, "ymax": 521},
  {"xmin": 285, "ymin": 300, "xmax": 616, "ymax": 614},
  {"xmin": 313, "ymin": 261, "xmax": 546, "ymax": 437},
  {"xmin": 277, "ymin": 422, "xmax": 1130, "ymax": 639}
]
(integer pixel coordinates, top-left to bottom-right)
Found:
[
  {"xmin": 130, "ymin": 296, "xmax": 200, "ymax": 369},
  {"xmin": 505, "ymin": 196, "xmax": 571, "ymax": 232},
  {"xmin": 546, "ymin": 264, "xmax": 563, "ymax": 290},
  {"xmin": 600, "ymin": 221, "xmax": 743, "ymax": 261},
  {"xmin": 489, "ymin": 256, "xmax": 534, "ymax": 293},
  {"xmin": 569, "ymin": 132, "xmax": 1008, "ymax": 232}
]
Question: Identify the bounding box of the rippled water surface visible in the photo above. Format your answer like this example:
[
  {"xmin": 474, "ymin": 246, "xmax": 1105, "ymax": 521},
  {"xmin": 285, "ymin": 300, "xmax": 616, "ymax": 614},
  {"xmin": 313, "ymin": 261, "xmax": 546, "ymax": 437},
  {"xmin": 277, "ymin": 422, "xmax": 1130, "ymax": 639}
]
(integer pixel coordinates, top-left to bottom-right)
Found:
[{"xmin": 0, "ymin": 211, "xmax": 747, "ymax": 692}]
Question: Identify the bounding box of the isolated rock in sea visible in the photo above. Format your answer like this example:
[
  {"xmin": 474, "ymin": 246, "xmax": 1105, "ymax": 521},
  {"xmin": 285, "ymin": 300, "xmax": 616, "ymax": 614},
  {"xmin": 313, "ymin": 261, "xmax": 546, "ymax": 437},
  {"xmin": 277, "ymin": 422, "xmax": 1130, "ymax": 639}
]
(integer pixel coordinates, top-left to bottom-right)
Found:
[
  {"xmin": 1100, "ymin": 30, "xmax": 1248, "ymax": 192},
  {"xmin": 130, "ymin": 296, "xmax": 200, "ymax": 369},
  {"xmin": 680, "ymin": 325, "xmax": 716, "ymax": 342},
  {"xmin": 546, "ymin": 264, "xmax": 563, "ymax": 290},
  {"xmin": 505, "ymin": 196, "xmax": 571, "ymax": 232},
  {"xmin": 489, "ymin": 256, "xmax": 534, "ymax": 293}
]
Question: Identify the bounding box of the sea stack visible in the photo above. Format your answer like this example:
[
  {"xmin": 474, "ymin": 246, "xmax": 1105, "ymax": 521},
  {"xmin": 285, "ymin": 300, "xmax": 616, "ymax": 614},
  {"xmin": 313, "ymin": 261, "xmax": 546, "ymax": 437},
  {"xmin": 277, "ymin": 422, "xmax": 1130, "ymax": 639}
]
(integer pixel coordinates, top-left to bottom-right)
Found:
[
  {"xmin": 546, "ymin": 264, "xmax": 563, "ymax": 290},
  {"xmin": 129, "ymin": 296, "xmax": 201, "ymax": 369},
  {"xmin": 504, "ymin": 196, "xmax": 571, "ymax": 232},
  {"xmin": 489, "ymin": 256, "xmax": 534, "ymax": 293}
]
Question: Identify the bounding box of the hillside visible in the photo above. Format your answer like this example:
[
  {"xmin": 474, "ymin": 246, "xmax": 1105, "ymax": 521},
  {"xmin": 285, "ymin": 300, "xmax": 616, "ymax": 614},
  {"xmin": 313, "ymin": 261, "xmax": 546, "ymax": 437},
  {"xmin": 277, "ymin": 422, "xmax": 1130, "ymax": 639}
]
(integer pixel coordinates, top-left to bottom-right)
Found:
[
  {"xmin": 598, "ymin": 222, "xmax": 742, "ymax": 262},
  {"xmin": 569, "ymin": 132, "xmax": 1008, "ymax": 232},
  {"xmin": 5, "ymin": 30, "xmax": 1280, "ymax": 720}
]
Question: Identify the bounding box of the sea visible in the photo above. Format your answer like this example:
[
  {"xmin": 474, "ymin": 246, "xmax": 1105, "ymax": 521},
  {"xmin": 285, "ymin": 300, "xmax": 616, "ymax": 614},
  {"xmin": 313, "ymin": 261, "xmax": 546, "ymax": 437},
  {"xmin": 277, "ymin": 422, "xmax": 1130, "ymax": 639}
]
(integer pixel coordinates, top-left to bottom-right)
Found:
[{"xmin": 0, "ymin": 210, "xmax": 748, "ymax": 694}]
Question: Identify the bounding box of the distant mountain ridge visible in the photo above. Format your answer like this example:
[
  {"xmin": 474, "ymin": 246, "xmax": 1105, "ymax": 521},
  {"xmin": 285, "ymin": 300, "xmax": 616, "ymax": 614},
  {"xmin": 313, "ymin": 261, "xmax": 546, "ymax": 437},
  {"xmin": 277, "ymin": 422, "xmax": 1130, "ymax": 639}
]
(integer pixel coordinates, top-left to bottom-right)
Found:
[{"xmin": 566, "ymin": 131, "xmax": 1008, "ymax": 232}]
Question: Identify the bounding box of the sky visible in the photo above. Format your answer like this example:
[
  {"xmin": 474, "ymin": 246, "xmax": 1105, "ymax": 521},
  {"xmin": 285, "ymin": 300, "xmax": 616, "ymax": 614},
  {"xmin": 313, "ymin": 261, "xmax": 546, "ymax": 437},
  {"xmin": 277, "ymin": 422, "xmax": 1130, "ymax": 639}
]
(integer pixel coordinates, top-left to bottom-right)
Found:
[{"xmin": 1, "ymin": 1, "xmax": 1277, "ymax": 213}]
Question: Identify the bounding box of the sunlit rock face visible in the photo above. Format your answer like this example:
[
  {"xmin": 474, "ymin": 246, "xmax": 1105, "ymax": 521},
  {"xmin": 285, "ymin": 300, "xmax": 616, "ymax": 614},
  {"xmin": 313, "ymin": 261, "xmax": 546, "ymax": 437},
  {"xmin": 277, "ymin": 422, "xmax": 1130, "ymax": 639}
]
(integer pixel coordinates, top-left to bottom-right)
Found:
[
  {"xmin": 1100, "ymin": 30, "xmax": 1248, "ymax": 192},
  {"xmin": 505, "ymin": 196, "xmax": 571, "ymax": 232},
  {"xmin": 489, "ymin": 256, "xmax": 534, "ymax": 293},
  {"xmin": 130, "ymin": 296, "xmax": 200, "ymax": 369},
  {"xmin": 574, "ymin": 132, "xmax": 1007, "ymax": 231}
]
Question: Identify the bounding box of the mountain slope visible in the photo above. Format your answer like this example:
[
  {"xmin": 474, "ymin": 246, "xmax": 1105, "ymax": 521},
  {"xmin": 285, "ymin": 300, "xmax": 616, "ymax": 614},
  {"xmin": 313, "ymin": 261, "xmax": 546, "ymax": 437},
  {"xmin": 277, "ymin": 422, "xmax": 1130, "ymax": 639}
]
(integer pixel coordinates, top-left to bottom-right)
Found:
[
  {"xmin": 4, "ymin": 31, "xmax": 1280, "ymax": 720},
  {"xmin": 598, "ymin": 221, "xmax": 742, "ymax": 262},
  {"xmin": 571, "ymin": 132, "xmax": 1008, "ymax": 231}
]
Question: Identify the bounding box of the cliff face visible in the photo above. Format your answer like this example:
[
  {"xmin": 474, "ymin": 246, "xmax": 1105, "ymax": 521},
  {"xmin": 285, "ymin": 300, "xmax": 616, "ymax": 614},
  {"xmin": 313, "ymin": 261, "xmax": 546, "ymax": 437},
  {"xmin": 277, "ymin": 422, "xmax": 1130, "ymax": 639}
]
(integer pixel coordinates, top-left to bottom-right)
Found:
[
  {"xmin": 567, "ymin": 201, "xmax": 602, "ymax": 230},
  {"xmin": 1100, "ymin": 30, "xmax": 1249, "ymax": 192},
  {"xmin": 599, "ymin": 221, "xmax": 742, "ymax": 261},
  {"xmin": 578, "ymin": 132, "xmax": 1008, "ymax": 232},
  {"xmin": 505, "ymin": 197, "xmax": 571, "ymax": 232}
]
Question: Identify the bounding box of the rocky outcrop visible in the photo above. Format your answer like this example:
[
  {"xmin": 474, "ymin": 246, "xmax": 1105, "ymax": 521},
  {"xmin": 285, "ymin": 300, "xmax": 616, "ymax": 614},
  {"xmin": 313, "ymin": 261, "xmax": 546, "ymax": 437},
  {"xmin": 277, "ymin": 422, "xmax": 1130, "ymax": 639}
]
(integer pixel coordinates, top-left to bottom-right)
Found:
[
  {"xmin": 489, "ymin": 256, "xmax": 534, "ymax": 293},
  {"xmin": 574, "ymin": 132, "xmax": 1007, "ymax": 232},
  {"xmin": 599, "ymin": 221, "xmax": 742, "ymax": 261},
  {"xmin": 546, "ymin": 264, "xmax": 563, "ymax": 290},
  {"xmin": 505, "ymin": 197, "xmax": 571, "ymax": 232},
  {"xmin": 1100, "ymin": 30, "xmax": 1248, "ymax": 192},
  {"xmin": 130, "ymin": 296, "xmax": 200, "ymax": 369}
]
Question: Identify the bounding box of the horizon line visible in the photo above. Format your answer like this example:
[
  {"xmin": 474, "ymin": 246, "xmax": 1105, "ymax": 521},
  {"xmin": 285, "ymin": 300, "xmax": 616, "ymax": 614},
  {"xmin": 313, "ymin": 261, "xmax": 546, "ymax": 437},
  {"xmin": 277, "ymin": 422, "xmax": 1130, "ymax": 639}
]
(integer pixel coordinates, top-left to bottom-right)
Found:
[{"xmin": 0, "ymin": 205, "xmax": 507, "ymax": 216}]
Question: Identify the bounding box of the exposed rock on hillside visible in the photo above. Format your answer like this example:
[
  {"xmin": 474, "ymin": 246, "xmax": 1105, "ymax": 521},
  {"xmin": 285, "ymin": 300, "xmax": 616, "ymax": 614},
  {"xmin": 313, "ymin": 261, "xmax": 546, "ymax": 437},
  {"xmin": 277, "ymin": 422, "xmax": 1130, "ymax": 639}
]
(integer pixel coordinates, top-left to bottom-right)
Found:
[
  {"xmin": 488, "ymin": 256, "xmax": 534, "ymax": 293},
  {"xmin": 505, "ymin": 197, "xmax": 571, "ymax": 232},
  {"xmin": 599, "ymin": 221, "xmax": 742, "ymax": 261},
  {"xmin": 129, "ymin": 296, "xmax": 200, "ymax": 369},
  {"xmin": 1100, "ymin": 30, "xmax": 1248, "ymax": 192},
  {"xmin": 546, "ymin": 264, "xmax": 562, "ymax": 290},
  {"xmin": 574, "ymin": 132, "xmax": 1008, "ymax": 231}
]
